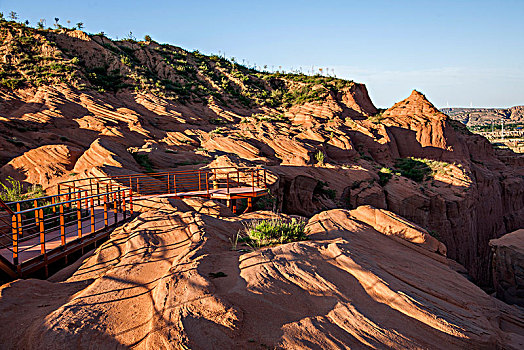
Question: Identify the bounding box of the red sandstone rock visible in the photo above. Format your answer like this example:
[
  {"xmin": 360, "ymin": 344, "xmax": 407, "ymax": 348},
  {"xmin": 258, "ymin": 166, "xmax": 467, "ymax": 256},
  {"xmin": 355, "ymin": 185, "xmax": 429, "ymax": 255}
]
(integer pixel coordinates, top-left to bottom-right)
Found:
[
  {"xmin": 0, "ymin": 203, "xmax": 522, "ymax": 349},
  {"xmin": 490, "ymin": 229, "xmax": 524, "ymax": 306}
]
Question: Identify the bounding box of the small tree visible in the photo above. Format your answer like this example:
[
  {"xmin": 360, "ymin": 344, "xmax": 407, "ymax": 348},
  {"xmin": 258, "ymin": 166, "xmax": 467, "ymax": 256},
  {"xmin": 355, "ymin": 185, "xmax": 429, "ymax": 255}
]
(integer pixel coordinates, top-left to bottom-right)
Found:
[
  {"xmin": 24, "ymin": 20, "xmax": 29, "ymax": 26},
  {"xmin": 54, "ymin": 17, "xmax": 60, "ymax": 28},
  {"xmin": 76, "ymin": 22, "xmax": 84, "ymax": 30},
  {"xmin": 9, "ymin": 11, "xmax": 18, "ymax": 21},
  {"xmin": 0, "ymin": 12, "xmax": 4, "ymax": 21},
  {"xmin": 37, "ymin": 19, "xmax": 45, "ymax": 29},
  {"xmin": 144, "ymin": 34, "xmax": 152, "ymax": 42}
]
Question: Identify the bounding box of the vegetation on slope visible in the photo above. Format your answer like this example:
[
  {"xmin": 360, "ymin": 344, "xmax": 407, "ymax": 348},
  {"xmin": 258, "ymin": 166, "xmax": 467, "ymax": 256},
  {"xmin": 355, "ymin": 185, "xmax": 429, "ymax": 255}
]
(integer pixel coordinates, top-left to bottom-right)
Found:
[
  {"xmin": 0, "ymin": 20, "xmax": 79, "ymax": 88},
  {"xmin": 0, "ymin": 17, "xmax": 355, "ymax": 109},
  {"xmin": 0, "ymin": 176, "xmax": 45, "ymax": 202}
]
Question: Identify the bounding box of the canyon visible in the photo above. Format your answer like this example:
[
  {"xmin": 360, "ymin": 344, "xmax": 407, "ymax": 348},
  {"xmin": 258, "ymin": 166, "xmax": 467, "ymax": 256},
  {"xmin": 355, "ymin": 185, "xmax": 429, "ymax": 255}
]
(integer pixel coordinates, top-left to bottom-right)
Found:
[{"xmin": 1, "ymin": 20, "xmax": 524, "ymax": 349}]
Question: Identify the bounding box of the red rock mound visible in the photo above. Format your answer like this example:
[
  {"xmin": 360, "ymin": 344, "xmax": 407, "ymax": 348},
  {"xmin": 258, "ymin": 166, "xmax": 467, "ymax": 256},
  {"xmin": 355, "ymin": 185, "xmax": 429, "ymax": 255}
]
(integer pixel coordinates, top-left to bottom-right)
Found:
[
  {"xmin": 0, "ymin": 144, "xmax": 82, "ymax": 187},
  {"xmin": 0, "ymin": 203, "xmax": 522, "ymax": 349}
]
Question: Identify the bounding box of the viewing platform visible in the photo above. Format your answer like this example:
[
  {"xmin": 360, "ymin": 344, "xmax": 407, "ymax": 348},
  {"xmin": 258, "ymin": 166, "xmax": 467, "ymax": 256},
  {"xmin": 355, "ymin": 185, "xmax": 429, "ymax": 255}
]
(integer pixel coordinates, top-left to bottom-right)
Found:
[{"xmin": 0, "ymin": 167, "xmax": 269, "ymax": 279}]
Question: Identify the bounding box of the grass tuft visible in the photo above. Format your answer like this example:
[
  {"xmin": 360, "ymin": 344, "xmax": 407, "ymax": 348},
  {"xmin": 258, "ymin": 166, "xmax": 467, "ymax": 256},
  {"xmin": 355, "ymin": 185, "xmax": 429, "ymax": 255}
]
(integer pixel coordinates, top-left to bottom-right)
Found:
[{"xmin": 237, "ymin": 217, "xmax": 308, "ymax": 249}]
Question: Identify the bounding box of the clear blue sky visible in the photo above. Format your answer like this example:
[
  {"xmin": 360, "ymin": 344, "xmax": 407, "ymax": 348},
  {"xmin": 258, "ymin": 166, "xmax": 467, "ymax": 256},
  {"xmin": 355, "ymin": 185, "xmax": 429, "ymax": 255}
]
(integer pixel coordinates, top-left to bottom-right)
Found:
[{"xmin": 1, "ymin": 0, "xmax": 523, "ymax": 108}]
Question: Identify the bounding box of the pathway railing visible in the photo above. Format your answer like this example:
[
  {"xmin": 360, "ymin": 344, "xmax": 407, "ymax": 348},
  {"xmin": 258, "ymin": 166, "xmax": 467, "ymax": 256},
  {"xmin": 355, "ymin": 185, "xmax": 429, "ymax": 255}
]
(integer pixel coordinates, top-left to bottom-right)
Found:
[
  {"xmin": 57, "ymin": 167, "xmax": 267, "ymax": 198},
  {"xmin": 0, "ymin": 187, "xmax": 131, "ymax": 274},
  {"xmin": 0, "ymin": 167, "xmax": 268, "ymax": 278}
]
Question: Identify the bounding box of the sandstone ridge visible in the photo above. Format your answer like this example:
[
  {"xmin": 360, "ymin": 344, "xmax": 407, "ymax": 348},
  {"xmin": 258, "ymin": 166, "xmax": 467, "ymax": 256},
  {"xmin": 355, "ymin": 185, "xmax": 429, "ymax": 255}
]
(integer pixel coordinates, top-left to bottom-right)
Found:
[{"xmin": 0, "ymin": 201, "xmax": 523, "ymax": 349}]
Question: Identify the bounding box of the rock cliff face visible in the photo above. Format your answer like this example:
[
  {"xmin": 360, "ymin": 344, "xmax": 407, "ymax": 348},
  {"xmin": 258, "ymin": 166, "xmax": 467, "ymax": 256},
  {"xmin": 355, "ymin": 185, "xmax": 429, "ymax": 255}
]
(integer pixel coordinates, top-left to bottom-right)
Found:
[
  {"xmin": 490, "ymin": 229, "xmax": 524, "ymax": 306},
  {"xmin": 1, "ymin": 200, "xmax": 523, "ymax": 349}
]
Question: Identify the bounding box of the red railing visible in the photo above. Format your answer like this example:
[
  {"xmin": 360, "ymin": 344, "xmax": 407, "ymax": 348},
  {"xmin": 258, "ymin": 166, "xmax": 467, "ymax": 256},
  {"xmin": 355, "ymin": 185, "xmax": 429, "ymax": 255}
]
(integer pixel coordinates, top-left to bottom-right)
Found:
[
  {"xmin": 57, "ymin": 167, "xmax": 268, "ymax": 198},
  {"xmin": 0, "ymin": 188, "xmax": 130, "ymax": 269},
  {"xmin": 0, "ymin": 167, "xmax": 268, "ymax": 278}
]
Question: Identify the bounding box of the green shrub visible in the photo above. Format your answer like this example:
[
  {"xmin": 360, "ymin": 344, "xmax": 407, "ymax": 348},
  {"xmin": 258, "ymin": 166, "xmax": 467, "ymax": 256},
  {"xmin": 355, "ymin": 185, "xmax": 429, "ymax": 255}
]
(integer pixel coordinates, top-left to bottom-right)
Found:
[
  {"xmin": 367, "ymin": 111, "xmax": 385, "ymax": 124},
  {"xmin": 314, "ymin": 151, "xmax": 325, "ymax": 165},
  {"xmin": 394, "ymin": 157, "xmax": 453, "ymax": 182},
  {"xmin": 210, "ymin": 127, "xmax": 225, "ymax": 135},
  {"xmin": 1, "ymin": 78, "xmax": 22, "ymax": 89},
  {"xmin": 0, "ymin": 177, "xmax": 45, "ymax": 202},
  {"xmin": 394, "ymin": 158, "xmax": 431, "ymax": 182},
  {"xmin": 210, "ymin": 117, "xmax": 226, "ymax": 125},
  {"xmin": 239, "ymin": 217, "xmax": 308, "ymax": 248},
  {"xmin": 131, "ymin": 152, "xmax": 154, "ymax": 172},
  {"xmin": 378, "ymin": 167, "xmax": 393, "ymax": 186}
]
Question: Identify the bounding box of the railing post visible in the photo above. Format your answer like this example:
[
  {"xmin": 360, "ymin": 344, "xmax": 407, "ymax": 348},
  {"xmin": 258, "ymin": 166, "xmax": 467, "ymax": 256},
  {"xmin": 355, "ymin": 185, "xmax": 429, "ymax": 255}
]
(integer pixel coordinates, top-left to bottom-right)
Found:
[
  {"xmin": 90, "ymin": 197, "xmax": 95, "ymax": 233},
  {"xmin": 167, "ymin": 173, "xmax": 171, "ymax": 194},
  {"xmin": 77, "ymin": 193, "xmax": 82, "ymax": 239},
  {"xmin": 226, "ymin": 172, "xmax": 230, "ymax": 194},
  {"xmin": 122, "ymin": 190, "xmax": 127, "ymax": 220},
  {"xmin": 206, "ymin": 172, "xmax": 209, "ymax": 195},
  {"xmin": 116, "ymin": 189, "xmax": 121, "ymax": 213},
  {"xmin": 11, "ymin": 215, "xmax": 18, "ymax": 266},
  {"xmin": 257, "ymin": 169, "xmax": 260, "ymax": 187},
  {"xmin": 67, "ymin": 187, "xmax": 71, "ymax": 208},
  {"xmin": 103, "ymin": 195, "xmax": 108, "ymax": 227},
  {"xmin": 57, "ymin": 183, "xmax": 61, "ymax": 196},
  {"xmin": 113, "ymin": 192, "xmax": 118, "ymax": 224},
  {"xmin": 136, "ymin": 178, "xmax": 140, "ymax": 195},
  {"xmin": 237, "ymin": 170, "xmax": 240, "ymax": 187},
  {"xmin": 129, "ymin": 188, "xmax": 134, "ymax": 215},
  {"xmin": 33, "ymin": 200, "xmax": 39, "ymax": 232},
  {"xmin": 97, "ymin": 183, "xmax": 100, "ymax": 205},
  {"xmin": 51, "ymin": 196, "xmax": 56, "ymax": 213},
  {"xmin": 251, "ymin": 170, "xmax": 255, "ymax": 195},
  {"xmin": 198, "ymin": 171, "xmax": 202, "ymax": 191},
  {"xmin": 173, "ymin": 174, "xmax": 177, "ymax": 194},
  {"xmin": 84, "ymin": 192, "xmax": 89, "ymax": 217},
  {"xmin": 264, "ymin": 169, "xmax": 267, "ymax": 188},
  {"xmin": 15, "ymin": 203, "xmax": 21, "ymax": 238},
  {"xmin": 59, "ymin": 204, "xmax": 65, "ymax": 246},
  {"xmin": 16, "ymin": 212, "xmax": 22, "ymax": 245},
  {"xmin": 39, "ymin": 208, "xmax": 45, "ymax": 255}
]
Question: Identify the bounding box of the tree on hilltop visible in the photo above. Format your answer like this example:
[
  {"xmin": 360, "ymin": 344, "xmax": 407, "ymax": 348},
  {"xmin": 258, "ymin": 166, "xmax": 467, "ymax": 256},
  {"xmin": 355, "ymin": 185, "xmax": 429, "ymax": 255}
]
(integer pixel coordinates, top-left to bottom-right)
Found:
[
  {"xmin": 9, "ymin": 11, "xmax": 18, "ymax": 21},
  {"xmin": 76, "ymin": 22, "xmax": 84, "ymax": 30}
]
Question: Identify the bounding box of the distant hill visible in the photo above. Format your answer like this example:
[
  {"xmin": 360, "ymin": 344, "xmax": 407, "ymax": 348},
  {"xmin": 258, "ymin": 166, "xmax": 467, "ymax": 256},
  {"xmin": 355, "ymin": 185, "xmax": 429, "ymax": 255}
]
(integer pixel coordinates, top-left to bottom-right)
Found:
[{"xmin": 441, "ymin": 106, "xmax": 524, "ymax": 126}]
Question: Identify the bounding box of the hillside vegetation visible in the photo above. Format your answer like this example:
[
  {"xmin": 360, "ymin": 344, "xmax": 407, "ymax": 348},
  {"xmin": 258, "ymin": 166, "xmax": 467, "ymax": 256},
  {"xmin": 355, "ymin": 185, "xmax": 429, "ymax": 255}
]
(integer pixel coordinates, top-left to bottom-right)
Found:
[{"xmin": 0, "ymin": 19, "xmax": 353, "ymax": 109}]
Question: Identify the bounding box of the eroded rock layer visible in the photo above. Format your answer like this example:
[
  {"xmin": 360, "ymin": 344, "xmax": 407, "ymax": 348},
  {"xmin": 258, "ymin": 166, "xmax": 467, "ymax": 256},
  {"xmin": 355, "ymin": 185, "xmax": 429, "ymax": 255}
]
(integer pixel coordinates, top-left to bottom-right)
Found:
[{"xmin": 0, "ymin": 201, "xmax": 522, "ymax": 349}]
